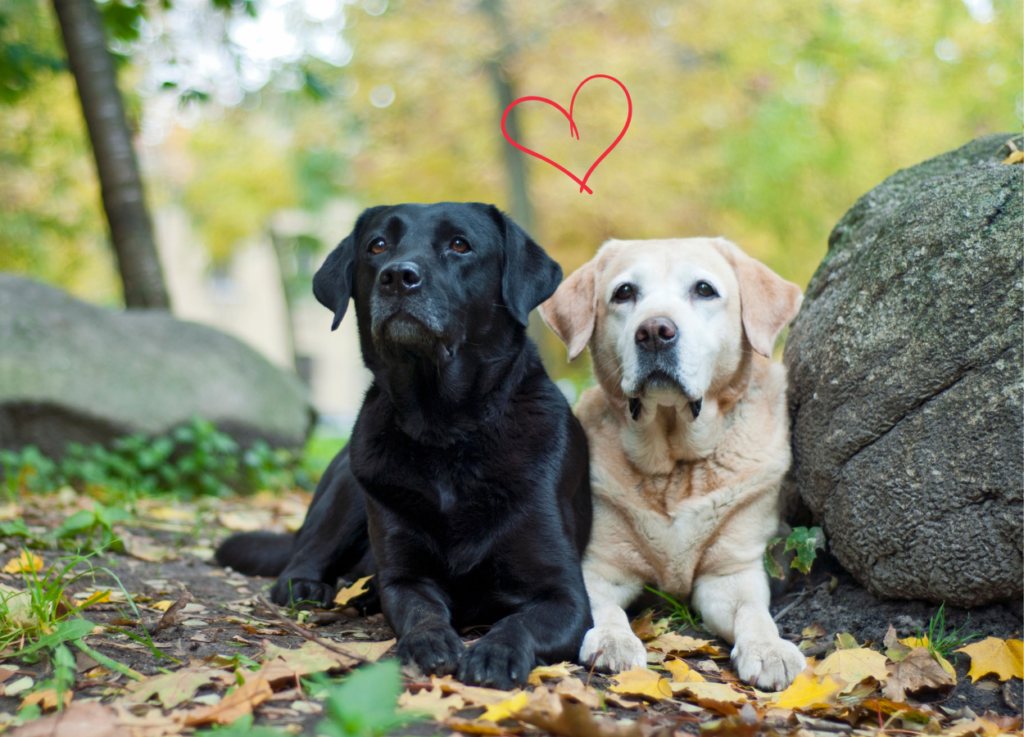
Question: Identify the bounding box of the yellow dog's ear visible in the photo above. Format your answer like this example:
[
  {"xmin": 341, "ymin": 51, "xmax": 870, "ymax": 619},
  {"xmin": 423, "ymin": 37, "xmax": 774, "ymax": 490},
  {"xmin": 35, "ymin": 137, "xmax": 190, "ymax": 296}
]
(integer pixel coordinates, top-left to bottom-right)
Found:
[
  {"xmin": 713, "ymin": 239, "xmax": 803, "ymax": 358},
  {"xmin": 539, "ymin": 260, "xmax": 598, "ymax": 362}
]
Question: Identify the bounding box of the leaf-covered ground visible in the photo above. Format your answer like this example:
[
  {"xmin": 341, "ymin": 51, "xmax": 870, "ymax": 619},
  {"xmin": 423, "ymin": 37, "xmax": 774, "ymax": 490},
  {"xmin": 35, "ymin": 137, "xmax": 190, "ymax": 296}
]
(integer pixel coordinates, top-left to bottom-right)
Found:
[{"xmin": 0, "ymin": 489, "xmax": 1019, "ymax": 736}]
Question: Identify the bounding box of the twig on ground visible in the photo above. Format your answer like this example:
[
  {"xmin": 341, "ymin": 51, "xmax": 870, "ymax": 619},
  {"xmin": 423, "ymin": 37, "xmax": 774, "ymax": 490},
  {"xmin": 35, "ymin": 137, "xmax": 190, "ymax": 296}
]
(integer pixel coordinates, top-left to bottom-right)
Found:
[
  {"xmin": 772, "ymin": 582, "xmax": 827, "ymax": 623},
  {"xmin": 146, "ymin": 589, "xmax": 192, "ymax": 635},
  {"xmin": 255, "ymin": 595, "xmax": 370, "ymax": 666}
]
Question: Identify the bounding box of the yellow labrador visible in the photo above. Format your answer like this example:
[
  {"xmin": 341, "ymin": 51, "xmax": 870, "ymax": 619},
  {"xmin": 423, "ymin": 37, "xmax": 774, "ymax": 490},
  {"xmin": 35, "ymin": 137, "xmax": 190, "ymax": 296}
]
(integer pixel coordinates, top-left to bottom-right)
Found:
[{"xmin": 540, "ymin": 237, "xmax": 805, "ymax": 691}]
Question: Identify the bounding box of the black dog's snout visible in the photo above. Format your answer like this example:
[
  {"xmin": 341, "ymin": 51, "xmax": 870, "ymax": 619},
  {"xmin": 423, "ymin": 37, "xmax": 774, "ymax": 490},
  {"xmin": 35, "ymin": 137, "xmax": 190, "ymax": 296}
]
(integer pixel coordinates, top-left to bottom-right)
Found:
[
  {"xmin": 635, "ymin": 318, "xmax": 678, "ymax": 353},
  {"xmin": 379, "ymin": 262, "xmax": 422, "ymax": 295}
]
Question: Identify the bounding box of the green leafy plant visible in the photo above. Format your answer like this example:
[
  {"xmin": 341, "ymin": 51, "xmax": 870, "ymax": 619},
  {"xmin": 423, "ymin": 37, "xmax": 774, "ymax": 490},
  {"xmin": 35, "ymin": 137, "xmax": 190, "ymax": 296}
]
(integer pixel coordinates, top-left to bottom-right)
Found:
[
  {"xmin": 764, "ymin": 526, "xmax": 826, "ymax": 579},
  {"xmin": 915, "ymin": 603, "xmax": 980, "ymax": 660},
  {"xmin": 645, "ymin": 586, "xmax": 704, "ymax": 632},
  {"xmin": 0, "ymin": 416, "xmax": 310, "ymax": 498},
  {"xmin": 313, "ymin": 660, "xmax": 412, "ymax": 737},
  {"xmin": 53, "ymin": 502, "xmax": 131, "ymax": 550}
]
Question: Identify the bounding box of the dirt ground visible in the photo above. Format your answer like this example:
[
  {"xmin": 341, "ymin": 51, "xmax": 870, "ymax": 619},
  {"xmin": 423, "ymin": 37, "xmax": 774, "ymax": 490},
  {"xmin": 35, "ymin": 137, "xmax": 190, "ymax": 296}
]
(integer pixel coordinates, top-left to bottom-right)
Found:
[{"xmin": 0, "ymin": 494, "xmax": 1019, "ymax": 735}]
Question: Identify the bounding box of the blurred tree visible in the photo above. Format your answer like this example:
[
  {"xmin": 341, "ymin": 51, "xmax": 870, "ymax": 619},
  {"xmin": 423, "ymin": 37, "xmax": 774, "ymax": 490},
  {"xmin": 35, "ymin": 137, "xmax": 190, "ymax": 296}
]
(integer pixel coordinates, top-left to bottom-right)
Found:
[{"xmin": 51, "ymin": 0, "xmax": 169, "ymax": 308}]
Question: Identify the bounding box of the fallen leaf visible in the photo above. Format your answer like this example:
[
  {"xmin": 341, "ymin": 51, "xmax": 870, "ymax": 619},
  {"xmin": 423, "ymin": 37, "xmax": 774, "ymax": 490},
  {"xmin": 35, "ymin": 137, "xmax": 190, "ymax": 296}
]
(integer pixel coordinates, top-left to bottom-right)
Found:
[
  {"xmin": 3, "ymin": 550, "xmax": 43, "ymax": 574},
  {"xmin": 608, "ymin": 667, "xmax": 672, "ymax": 701},
  {"xmin": 1004, "ymin": 150, "xmax": 1024, "ymax": 164},
  {"xmin": 9, "ymin": 701, "xmax": 129, "ymax": 737},
  {"xmin": 883, "ymin": 647, "xmax": 954, "ymax": 702},
  {"xmin": 802, "ymin": 623, "xmax": 826, "ymax": 639},
  {"xmin": 955, "ymin": 637, "xmax": 1024, "ymax": 682},
  {"xmin": 835, "ymin": 632, "xmax": 858, "ymax": 650},
  {"xmin": 398, "ymin": 687, "xmax": 465, "ymax": 720},
  {"xmin": 814, "ymin": 646, "xmax": 888, "ymax": 683},
  {"xmin": 430, "ymin": 675, "xmax": 516, "ymax": 706},
  {"xmin": 774, "ymin": 668, "xmax": 846, "ymax": 709},
  {"xmin": 478, "ymin": 691, "xmax": 529, "ymax": 722},
  {"xmin": 146, "ymin": 590, "xmax": 192, "ymax": 635},
  {"xmin": 125, "ymin": 666, "xmax": 233, "ymax": 709},
  {"xmin": 121, "ymin": 533, "xmax": 179, "ymax": 564},
  {"xmin": 528, "ymin": 662, "xmax": 575, "ymax": 686},
  {"xmin": 4, "ymin": 676, "xmax": 33, "ymax": 696},
  {"xmin": 257, "ymin": 639, "xmax": 395, "ymax": 686},
  {"xmin": 664, "ymin": 659, "xmax": 706, "ymax": 683},
  {"xmin": 629, "ymin": 610, "xmax": 660, "ymax": 641},
  {"xmin": 333, "ymin": 575, "xmax": 373, "ymax": 607},
  {"xmin": 515, "ymin": 693, "xmax": 642, "ymax": 737},
  {"xmin": 150, "ymin": 601, "xmax": 175, "ymax": 612},
  {"xmin": 0, "ymin": 504, "xmax": 22, "ymax": 521},
  {"xmin": 674, "ymin": 681, "xmax": 748, "ymax": 712},
  {"xmin": 110, "ymin": 703, "xmax": 185, "ymax": 737},
  {"xmin": 20, "ymin": 688, "xmax": 71, "ymax": 712},
  {"xmin": 647, "ymin": 632, "xmax": 720, "ymax": 655},
  {"xmin": 144, "ymin": 506, "xmax": 195, "ymax": 523},
  {"xmin": 447, "ymin": 717, "xmax": 523, "ymax": 734},
  {"xmin": 218, "ymin": 512, "xmax": 267, "ymax": 532},
  {"xmin": 551, "ymin": 677, "xmax": 600, "ymax": 709},
  {"xmin": 178, "ymin": 676, "xmax": 273, "ymax": 726}
]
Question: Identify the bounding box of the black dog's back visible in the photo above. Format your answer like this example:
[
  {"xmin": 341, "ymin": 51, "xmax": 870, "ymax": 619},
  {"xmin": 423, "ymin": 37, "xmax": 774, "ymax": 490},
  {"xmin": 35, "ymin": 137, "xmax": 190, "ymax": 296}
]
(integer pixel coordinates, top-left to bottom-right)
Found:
[{"xmin": 216, "ymin": 447, "xmax": 372, "ymax": 596}]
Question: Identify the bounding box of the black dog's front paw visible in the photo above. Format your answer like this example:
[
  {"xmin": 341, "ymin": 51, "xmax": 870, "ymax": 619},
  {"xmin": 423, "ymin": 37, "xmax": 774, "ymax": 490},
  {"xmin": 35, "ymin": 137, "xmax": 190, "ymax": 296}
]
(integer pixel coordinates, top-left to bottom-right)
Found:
[
  {"xmin": 270, "ymin": 577, "xmax": 335, "ymax": 608},
  {"xmin": 457, "ymin": 637, "xmax": 534, "ymax": 690},
  {"xmin": 397, "ymin": 626, "xmax": 465, "ymax": 676}
]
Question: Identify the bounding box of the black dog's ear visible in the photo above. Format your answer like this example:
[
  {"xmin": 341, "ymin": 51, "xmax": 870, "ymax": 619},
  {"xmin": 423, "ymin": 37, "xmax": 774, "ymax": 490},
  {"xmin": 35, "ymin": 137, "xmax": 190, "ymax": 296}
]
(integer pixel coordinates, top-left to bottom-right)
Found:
[
  {"xmin": 313, "ymin": 207, "xmax": 384, "ymax": 330},
  {"xmin": 492, "ymin": 208, "xmax": 563, "ymax": 327},
  {"xmin": 313, "ymin": 234, "xmax": 356, "ymax": 331}
]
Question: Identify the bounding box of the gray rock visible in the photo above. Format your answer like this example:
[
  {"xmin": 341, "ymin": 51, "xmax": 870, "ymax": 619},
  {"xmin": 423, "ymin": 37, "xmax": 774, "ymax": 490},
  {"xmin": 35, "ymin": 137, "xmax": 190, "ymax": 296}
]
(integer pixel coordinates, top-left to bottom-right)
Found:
[
  {"xmin": 783, "ymin": 133, "xmax": 1023, "ymax": 608},
  {"xmin": 0, "ymin": 276, "xmax": 315, "ymax": 456}
]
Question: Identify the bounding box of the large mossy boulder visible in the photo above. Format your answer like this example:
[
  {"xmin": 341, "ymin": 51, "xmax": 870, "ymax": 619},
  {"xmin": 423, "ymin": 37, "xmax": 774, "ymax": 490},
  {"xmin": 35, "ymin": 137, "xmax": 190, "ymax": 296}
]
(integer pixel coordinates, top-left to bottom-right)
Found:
[
  {"xmin": 783, "ymin": 133, "xmax": 1023, "ymax": 608},
  {"xmin": 0, "ymin": 276, "xmax": 315, "ymax": 456}
]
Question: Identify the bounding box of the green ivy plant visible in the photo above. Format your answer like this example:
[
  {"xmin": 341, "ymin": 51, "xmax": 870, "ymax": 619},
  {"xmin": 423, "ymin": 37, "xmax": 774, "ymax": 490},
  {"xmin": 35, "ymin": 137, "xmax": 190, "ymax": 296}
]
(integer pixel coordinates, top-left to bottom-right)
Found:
[{"xmin": 764, "ymin": 525, "xmax": 826, "ymax": 579}]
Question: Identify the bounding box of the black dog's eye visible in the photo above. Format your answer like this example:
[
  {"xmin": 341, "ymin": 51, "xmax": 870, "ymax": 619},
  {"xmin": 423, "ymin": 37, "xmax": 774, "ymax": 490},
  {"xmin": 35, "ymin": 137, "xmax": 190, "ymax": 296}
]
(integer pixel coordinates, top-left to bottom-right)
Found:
[
  {"xmin": 695, "ymin": 281, "xmax": 717, "ymax": 299},
  {"xmin": 450, "ymin": 237, "xmax": 471, "ymax": 254},
  {"xmin": 368, "ymin": 238, "xmax": 387, "ymax": 255},
  {"xmin": 612, "ymin": 283, "xmax": 636, "ymax": 302}
]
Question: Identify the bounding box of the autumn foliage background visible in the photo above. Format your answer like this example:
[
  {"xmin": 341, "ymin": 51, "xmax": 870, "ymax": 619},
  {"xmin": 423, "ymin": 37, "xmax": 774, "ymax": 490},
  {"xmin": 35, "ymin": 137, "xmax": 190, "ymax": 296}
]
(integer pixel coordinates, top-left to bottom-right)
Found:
[{"xmin": 1, "ymin": 0, "xmax": 1021, "ymax": 375}]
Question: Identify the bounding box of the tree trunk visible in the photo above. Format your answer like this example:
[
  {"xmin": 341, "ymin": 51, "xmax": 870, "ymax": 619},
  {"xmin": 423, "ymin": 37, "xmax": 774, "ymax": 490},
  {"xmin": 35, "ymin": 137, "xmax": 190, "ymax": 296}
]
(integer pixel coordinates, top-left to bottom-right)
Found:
[
  {"xmin": 480, "ymin": 0, "xmax": 533, "ymax": 235},
  {"xmin": 51, "ymin": 0, "xmax": 170, "ymax": 309}
]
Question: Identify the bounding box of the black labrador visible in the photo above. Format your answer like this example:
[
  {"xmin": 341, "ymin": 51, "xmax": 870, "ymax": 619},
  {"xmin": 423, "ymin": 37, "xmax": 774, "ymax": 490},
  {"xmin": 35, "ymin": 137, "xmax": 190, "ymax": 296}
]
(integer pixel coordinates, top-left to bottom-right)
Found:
[{"xmin": 216, "ymin": 203, "xmax": 592, "ymax": 688}]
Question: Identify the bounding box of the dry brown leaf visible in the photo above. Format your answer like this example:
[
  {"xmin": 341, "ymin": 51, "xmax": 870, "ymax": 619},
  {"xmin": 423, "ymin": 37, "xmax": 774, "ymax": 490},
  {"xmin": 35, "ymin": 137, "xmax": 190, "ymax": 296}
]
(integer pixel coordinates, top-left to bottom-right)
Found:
[
  {"xmin": 121, "ymin": 533, "xmax": 179, "ymax": 564},
  {"xmin": 629, "ymin": 610, "xmax": 660, "ymax": 641},
  {"xmin": 956, "ymin": 637, "xmax": 1024, "ymax": 682},
  {"xmin": 883, "ymin": 647, "xmax": 953, "ymax": 702},
  {"xmin": 516, "ymin": 693, "xmax": 643, "ymax": 737},
  {"xmin": 257, "ymin": 638, "xmax": 395, "ymax": 686},
  {"xmin": 813, "ymin": 646, "xmax": 888, "ymax": 683},
  {"xmin": 607, "ymin": 667, "xmax": 671, "ymax": 701},
  {"xmin": 552, "ymin": 677, "xmax": 600, "ymax": 708},
  {"xmin": 674, "ymin": 681, "xmax": 748, "ymax": 714},
  {"xmin": 333, "ymin": 575, "xmax": 373, "ymax": 607},
  {"xmin": 447, "ymin": 717, "xmax": 523, "ymax": 734},
  {"xmin": 146, "ymin": 590, "xmax": 192, "ymax": 635},
  {"xmin": 125, "ymin": 665, "xmax": 233, "ymax": 709},
  {"xmin": 801, "ymin": 623, "xmax": 826, "ymax": 640},
  {"xmin": 647, "ymin": 632, "xmax": 720, "ymax": 656},
  {"xmin": 398, "ymin": 687, "xmax": 465, "ymax": 720},
  {"xmin": 178, "ymin": 676, "xmax": 273, "ymax": 726},
  {"xmin": 478, "ymin": 691, "xmax": 529, "ymax": 722},
  {"xmin": 430, "ymin": 674, "xmax": 516, "ymax": 706},
  {"xmin": 19, "ymin": 688, "xmax": 71, "ymax": 712},
  {"xmin": 9, "ymin": 701, "xmax": 128, "ymax": 737}
]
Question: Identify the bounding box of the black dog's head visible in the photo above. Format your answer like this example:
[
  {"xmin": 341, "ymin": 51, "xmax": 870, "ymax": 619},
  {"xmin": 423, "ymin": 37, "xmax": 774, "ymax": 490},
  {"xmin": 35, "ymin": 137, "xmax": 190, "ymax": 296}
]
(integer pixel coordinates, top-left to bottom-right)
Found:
[{"xmin": 313, "ymin": 203, "xmax": 562, "ymax": 365}]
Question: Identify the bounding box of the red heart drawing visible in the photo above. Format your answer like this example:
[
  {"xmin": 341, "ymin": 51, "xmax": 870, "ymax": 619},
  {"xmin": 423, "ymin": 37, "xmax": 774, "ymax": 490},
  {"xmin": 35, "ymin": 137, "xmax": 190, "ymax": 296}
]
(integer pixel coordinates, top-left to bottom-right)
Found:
[{"xmin": 501, "ymin": 74, "xmax": 632, "ymax": 194}]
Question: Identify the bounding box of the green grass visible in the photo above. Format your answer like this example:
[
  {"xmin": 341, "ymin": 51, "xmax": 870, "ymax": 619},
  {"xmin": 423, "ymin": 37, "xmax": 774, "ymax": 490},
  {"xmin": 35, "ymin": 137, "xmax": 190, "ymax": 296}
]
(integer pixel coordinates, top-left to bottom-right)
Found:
[
  {"xmin": 916, "ymin": 603, "xmax": 980, "ymax": 659},
  {"xmin": 301, "ymin": 427, "xmax": 347, "ymax": 480},
  {"xmin": 644, "ymin": 586, "xmax": 704, "ymax": 632}
]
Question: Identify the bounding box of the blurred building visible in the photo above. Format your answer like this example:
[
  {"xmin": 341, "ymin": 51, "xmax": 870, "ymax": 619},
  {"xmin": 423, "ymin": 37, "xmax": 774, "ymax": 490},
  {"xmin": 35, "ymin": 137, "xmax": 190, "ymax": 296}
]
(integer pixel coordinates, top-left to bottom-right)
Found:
[{"xmin": 154, "ymin": 199, "xmax": 371, "ymax": 433}]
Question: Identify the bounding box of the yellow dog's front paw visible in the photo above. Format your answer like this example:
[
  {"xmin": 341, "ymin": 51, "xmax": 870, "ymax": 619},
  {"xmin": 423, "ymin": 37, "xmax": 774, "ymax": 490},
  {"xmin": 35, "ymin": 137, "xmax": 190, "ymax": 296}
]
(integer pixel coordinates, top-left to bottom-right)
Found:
[
  {"xmin": 579, "ymin": 626, "xmax": 648, "ymax": 672},
  {"xmin": 732, "ymin": 636, "xmax": 806, "ymax": 691}
]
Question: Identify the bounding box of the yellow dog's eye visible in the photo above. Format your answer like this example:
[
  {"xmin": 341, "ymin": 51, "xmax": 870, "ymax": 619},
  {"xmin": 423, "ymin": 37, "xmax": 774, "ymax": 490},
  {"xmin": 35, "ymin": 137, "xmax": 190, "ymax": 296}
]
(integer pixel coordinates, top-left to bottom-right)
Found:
[
  {"xmin": 612, "ymin": 283, "xmax": 635, "ymax": 302},
  {"xmin": 369, "ymin": 238, "xmax": 387, "ymax": 255},
  {"xmin": 695, "ymin": 281, "xmax": 717, "ymax": 298}
]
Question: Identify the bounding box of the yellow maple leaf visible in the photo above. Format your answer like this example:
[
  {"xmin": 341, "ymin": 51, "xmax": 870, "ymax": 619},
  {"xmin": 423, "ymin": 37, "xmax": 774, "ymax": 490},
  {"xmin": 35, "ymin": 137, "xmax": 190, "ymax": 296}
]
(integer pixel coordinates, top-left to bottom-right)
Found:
[
  {"xmin": 527, "ymin": 662, "xmax": 574, "ymax": 686},
  {"xmin": 647, "ymin": 632, "xmax": 719, "ymax": 655},
  {"xmin": 150, "ymin": 600, "xmax": 175, "ymax": 612},
  {"xmin": 608, "ymin": 667, "xmax": 672, "ymax": 701},
  {"xmin": 956, "ymin": 637, "xmax": 1024, "ymax": 682},
  {"xmin": 333, "ymin": 575, "xmax": 373, "ymax": 607},
  {"xmin": 814, "ymin": 646, "xmax": 888, "ymax": 683},
  {"xmin": 775, "ymin": 668, "xmax": 846, "ymax": 709},
  {"xmin": 478, "ymin": 691, "xmax": 529, "ymax": 722},
  {"xmin": 1003, "ymin": 150, "xmax": 1024, "ymax": 165},
  {"xmin": 674, "ymin": 681, "xmax": 747, "ymax": 704},
  {"xmin": 897, "ymin": 637, "xmax": 956, "ymax": 679},
  {"xmin": 2, "ymin": 550, "xmax": 44, "ymax": 574},
  {"xmin": 663, "ymin": 659, "xmax": 706, "ymax": 683}
]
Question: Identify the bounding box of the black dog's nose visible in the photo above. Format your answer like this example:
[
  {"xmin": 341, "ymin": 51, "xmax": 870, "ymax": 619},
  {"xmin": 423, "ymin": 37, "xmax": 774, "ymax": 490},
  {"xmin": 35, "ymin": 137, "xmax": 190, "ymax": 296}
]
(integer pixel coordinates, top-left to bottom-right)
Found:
[
  {"xmin": 379, "ymin": 262, "xmax": 422, "ymax": 295},
  {"xmin": 635, "ymin": 317, "xmax": 678, "ymax": 352}
]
